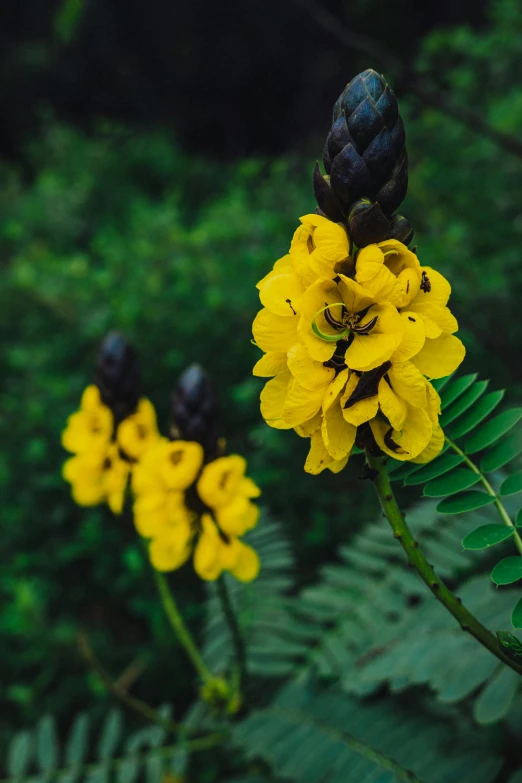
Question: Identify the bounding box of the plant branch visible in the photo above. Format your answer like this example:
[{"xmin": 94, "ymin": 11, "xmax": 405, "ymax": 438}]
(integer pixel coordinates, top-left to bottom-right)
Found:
[
  {"xmin": 153, "ymin": 569, "xmax": 214, "ymax": 684},
  {"xmin": 365, "ymin": 452, "xmax": 522, "ymax": 675},
  {"xmin": 77, "ymin": 632, "xmax": 185, "ymax": 735},
  {"xmin": 446, "ymin": 436, "xmax": 522, "ymax": 555},
  {"xmin": 217, "ymin": 574, "xmax": 248, "ymax": 693}
]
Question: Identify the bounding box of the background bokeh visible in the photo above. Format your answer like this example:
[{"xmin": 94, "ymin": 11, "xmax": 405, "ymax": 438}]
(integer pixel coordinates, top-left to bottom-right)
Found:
[{"xmin": 2, "ymin": 0, "xmax": 522, "ymax": 769}]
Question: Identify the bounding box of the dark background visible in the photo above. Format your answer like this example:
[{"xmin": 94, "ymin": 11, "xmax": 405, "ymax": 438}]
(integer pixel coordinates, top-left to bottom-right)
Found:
[{"xmin": 2, "ymin": 0, "xmax": 522, "ymax": 769}]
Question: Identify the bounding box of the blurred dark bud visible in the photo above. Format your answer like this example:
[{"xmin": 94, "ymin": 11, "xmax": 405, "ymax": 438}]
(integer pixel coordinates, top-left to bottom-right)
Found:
[
  {"xmin": 95, "ymin": 332, "xmax": 141, "ymax": 424},
  {"xmin": 348, "ymin": 199, "xmax": 391, "ymax": 248},
  {"xmin": 170, "ymin": 364, "xmax": 220, "ymax": 458},
  {"xmin": 388, "ymin": 214, "xmax": 414, "ymax": 246},
  {"xmin": 321, "ymin": 69, "xmax": 408, "ymax": 233}
]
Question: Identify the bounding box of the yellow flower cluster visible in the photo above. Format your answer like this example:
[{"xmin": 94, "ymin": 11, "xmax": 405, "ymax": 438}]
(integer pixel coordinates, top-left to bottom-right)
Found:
[
  {"xmin": 62, "ymin": 385, "xmax": 159, "ymax": 512},
  {"xmin": 133, "ymin": 441, "xmax": 261, "ymax": 582},
  {"xmin": 252, "ymin": 214, "xmax": 465, "ymax": 472}
]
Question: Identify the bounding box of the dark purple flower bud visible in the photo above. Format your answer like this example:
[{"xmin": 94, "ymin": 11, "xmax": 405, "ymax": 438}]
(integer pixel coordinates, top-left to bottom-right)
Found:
[
  {"xmin": 170, "ymin": 364, "xmax": 220, "ymax": 459},
  {"xmin": 95, "ymin": 332, "xmax": 141, "ymax": 424}
]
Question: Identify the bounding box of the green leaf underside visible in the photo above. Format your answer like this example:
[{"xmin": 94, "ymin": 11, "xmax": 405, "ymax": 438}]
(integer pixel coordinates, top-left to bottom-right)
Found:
[
  {"xmin": 388, "ymin": 461, "xmax": 420, "ymax": 481},
  {"xmin": 516, "ymin": 509, "xmax": 522, "ymax": 528},
  {"xmin": 500, "ymin": 472, "xmax": 522, "ymax": 497},
  {"xmin": 437, "ymin": 491, "xmax": 495, "ymax": 515},
  {"xmin": 448, "ymin": 390, "xmax": 505, "ymax": 440},
  {"xmin": 465, "ymin": 409, "xmax": 522, "ymax": 454},
  {"xmin": 424, "ymin": 468, "xmax": 480, "ymax": 498},
  {"xmin": 462, "ymin": 524, "xmax": 514, "ymax": 550},
  {"xmin": 440, "ymin": 380, "xmax": 489, "ymax": 428},
  {"xmin": 481, "ymin": 431, "xmax": 522, "ymax": 472},
  {"xmin": 440, "ymin": 373, "xmax": 477, "ymax": 408},
  {"xmin": 491, "ymin": 557, "xmax": 522, "ymax": 586},
  {"xmin": 512, "ymin": 596, "xmax": 522, "ymax": 629},
  {"xmin": 404, "ymin": 453, "xmax": 464, "ymax": 486}
]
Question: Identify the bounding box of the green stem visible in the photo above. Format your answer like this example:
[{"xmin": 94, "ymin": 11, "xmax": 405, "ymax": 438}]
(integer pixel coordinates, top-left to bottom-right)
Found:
[
  {"xmin": 446, "ymin": 436, "xmax": 522, "ymax": 556},
  {"xmin": 153, "ymin": 570, "xmax": 213, "ymax": 684},
  {"xmin": 217, "ymin": 575, "xmax": 248, "ymax": 693},
  {"xmin": 366, "ymin": 451, "xmax": 522, "ymax": 675}
]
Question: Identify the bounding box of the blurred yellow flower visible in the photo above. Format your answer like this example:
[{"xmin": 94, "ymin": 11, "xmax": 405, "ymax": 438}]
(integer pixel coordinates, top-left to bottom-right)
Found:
[
  {"xmin": 62, "ymin": 442, "xmax": 130, "ymax": 514},
  {"xmin": 62, "ymin": 385, "xmax": 113, "ymax": 456},
  {"xmin": 117, "ymin": 398, "xmax": 160, "ymax": 460},
  {"xmin": 133, "ymin": 445, "xmax": 261, "ymax": 583}
]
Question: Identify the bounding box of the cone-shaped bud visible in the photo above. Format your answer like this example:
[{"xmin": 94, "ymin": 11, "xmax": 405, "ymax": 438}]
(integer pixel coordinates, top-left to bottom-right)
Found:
[
  {"xmin": 313, "ymin": 163, "xmax": 344, "ymax": 223},
  {"xmin": 348, "ymin": 199, "xmax": 390, "ymax": 248},
  {"xmin": 388, "ymin": 214, "xmax": 414, "ymax": 246},
  {"xmin": 322, "ymin": 69, "xmax": 408, "ymax": 221},
  {"xmin": 170, "ymin": 364, "xmax": 220, "ymax": 459},
  {"xmin": 95, "ymin": 332, "xmax": 141, "ymax": 424}
]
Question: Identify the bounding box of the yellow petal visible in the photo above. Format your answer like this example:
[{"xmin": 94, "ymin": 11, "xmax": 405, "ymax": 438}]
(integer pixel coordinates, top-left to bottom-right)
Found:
[
  {"xmin": 304, "ymin": 429, "xmax": 335, "ymax": 474},
  {"xmin": 197, "ymin": 455, "xmax": 246, "ymax": 509},
  {"xmin": 411, "ymin": 334, "xmax": 466, "ymax": 379},
  {"xmin": 425, "ymin": 381, "xmax": 442, "ymax": 423},
  {"xmin": 326, "ymin": 454, "xmax": 350, "ymax": 473},
  {"xmin": 81, "ymin": 385, "xmax": 104, "ymax": 410},
  {"xmin": 117, "ymin": 398, "xmax": 160, "ymax": 460},
  {"xmin": 282, "ymin": 379, "xmax": 326, "ymax": 427},
  {"xmin": 391, "ymin": 311, "xmax": 426, "ymax": 363},
  {"xmin": 387, "ymin": 361, "xmax": 428, "ymax": 409},
  {"xmin": 345, "ymin": 303, "xmax": 404, "ymax": 372},
  {"xmin": 337, "ymin": 275, "xmax": 375, "ymax": 315},
  {"xmin": 149, "ymin": 524, "xmax": 193, "ymax": 573},
  {"xmin": 321, "ymin": 394, "xmax": 356, "ymax": 460},
  {"xmin": 378, "ymin": 377, "xmax": 407, "ymax": 430},
  {"xmin": 287, "ymin": 343, "xmax": 334, "ymax": 391},
  {"xmin": 228, "ymin": 539, "xmax": 260, "ymax": 582},
  {"xmin": 253, "ymin": 352, "xmax": 288, "ymax": 377},
  {"xmin": 340, "ymin": 371, "xmax": 379, "ymax": 426},
  {"xmin": 159, "ymin": 441, "xmax": 204, "ymax": 491},
  {"xmin": 239, "ymin": 477, "xmax": 261, "ymax": 498},
  {"xmin": 193, "ymin": 515, "xmax": 223, "ymax": 580},
  {"xmin": 411, "ymin": 424, "xmax": 445, "ymax": 464},
  {"xmin": 260, "ymin": 371, "xmax": 293, "ymax": 429},
  {"xmin": 216, "ymin": 497, "xmax": 259, "ymax": 536},
  {"xmin": 410, "ymin": 267, "xmax": 451, "ymax": 308},
  {"xmin": 253, "ymin": 308, "xmax": 298, "ymax": 353},
  {"xmin": 370, "ymin": 407, "xmax": 433, "ymax": 461},
  {"xmin": 298, "ymin": 278, "xmax": 342, "ymax": 362},
  {"xmin": 322, "ymin": 368, "xmax": 350, "ymax": 413},
  {"xmin": 294, "ymin": 411, "xmax": 322, "ymax": 438},
  {"xmin": 256, "ymin": 256, "xmax": 293, "ymax": 290},
  {"xmin": 259, "ymin": 271, "xmax": 304, "ymax": 316}
]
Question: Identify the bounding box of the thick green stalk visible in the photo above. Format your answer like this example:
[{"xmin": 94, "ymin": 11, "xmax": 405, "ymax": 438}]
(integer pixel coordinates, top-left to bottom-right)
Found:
[
  {"xmin": 217, "ymin": 575, "xmax": 248, "ymax": 693},
  {"xmin": 446, "ymin": 436, "xmax": 522, "ymax": 555},
  {"xmin": 153, "ymin": 570, "xmax": 213, "ymax": 684},
  {"xmin": 366, "ymin": 452, "xmax": 522, "ymax": 675}
]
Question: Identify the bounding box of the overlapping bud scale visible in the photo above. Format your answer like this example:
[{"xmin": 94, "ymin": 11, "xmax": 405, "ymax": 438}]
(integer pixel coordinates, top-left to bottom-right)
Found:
[{"xmin": 252, "ymin": 214, "xmax": 465, "ymax": 473}]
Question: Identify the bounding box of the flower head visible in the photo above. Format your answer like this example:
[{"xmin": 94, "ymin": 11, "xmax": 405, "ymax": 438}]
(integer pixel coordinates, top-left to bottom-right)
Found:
[
  {"xmin": 252, "ymin": 212, "xmax": 465, "ymax": 473},
  {"xmin": 133, "ymin": 444, "xmax": 261, "ymax": 583}
]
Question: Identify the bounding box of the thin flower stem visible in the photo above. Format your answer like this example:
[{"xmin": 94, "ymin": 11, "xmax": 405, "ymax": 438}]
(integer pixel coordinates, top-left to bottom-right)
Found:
[
  {"xmin": 77, "ymin": 631, "xmax": 184, "ymax": 735},
  {"xmin": 217, "ymin": 575, "xmax": 248, "ymax": 693},
  {"xmin": 153, "ymin": 570, "xmax": 214, "ymax": 684},
  {"xmin": 445, "ymin": 436, "xmax": 522, "ymax": 556},
  {"xmin": 366, "ymin": 451, "xmax": 522, "ymax": 675}
]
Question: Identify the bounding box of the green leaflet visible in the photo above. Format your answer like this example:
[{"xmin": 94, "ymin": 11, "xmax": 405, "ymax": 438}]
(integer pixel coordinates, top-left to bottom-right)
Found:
[
  {"xmin": 440, "ymin": 379, "xmax": 488, "ymax": 427},
  {"xmin": 512, "ymin": 597, "xmax": 522, "ymax": 630},
  {"xmin": 465, "ymin": 408, "xmax": 522, "ymax": 454},
  {"xmin": 423, "ymin": 468, "xmax": 479, "ymax": 498},
  {"xmin": 481, "ymin": 430, "xmax": 522, "ymax": 472},
  {"xmin": 404, "ymin": 453, "xmax": 464, "ymax": 486},
  {"xmin": 97, "ymin": 710, "xmax": 123, "ymax": 761},
  {"xmin": 473, "ymin": 666, "xmax": 519, "ymax": 726},
  {"xmin": 440, "ymin": 373, "xmax": 477, "ymax": 408},
  {"xmin": 516, "ymin": 509, "xmax": 522, "ymax": 529},
  {"xmin": 499, "ymin": 471, "xmax": 522, "ymax": 497},
  {"xmin": 436, "ymin": 491, "xmax": 495, "ymax": 515},
  {"xmin": 462, "ymin": 524, "xmax": 515, "ymax": 550},
  {"xmin": 36, "ymin": 716, "xmax": 59, "ymax": 774},
  {"xmin": 448, "ymin": 390, "xmax": 505, "ymax": 440},
  {"xmin": 7, "ymin": 732, "xmax": 33, "ymax": 779},
  {"xmin": 491, "ymin": 558, "xmax": 522, "ymax": 586}
]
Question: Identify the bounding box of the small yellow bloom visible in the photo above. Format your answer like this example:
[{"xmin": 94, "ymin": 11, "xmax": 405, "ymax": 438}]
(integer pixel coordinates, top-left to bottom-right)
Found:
[
  {"xmin": 355, "ymin": 240, "xmax": 422, "ymax": 309},
  {"xmin": 117, "ymin": 398, "xmax": 160, "ymax": 460},
  {"xmin": 62, "ymin": 385, "xmax": 113, "ymax": 456},
  {"xmin": 63, "ymin": 442, "xmax": 130, "ymax": 514},
  {"xmin": 193, "ymin": 515, "xmax": 260, "ymax": 582},
  {"xmin": 290, "ymin": 214, "xmax": 352, "ymax": 285}
]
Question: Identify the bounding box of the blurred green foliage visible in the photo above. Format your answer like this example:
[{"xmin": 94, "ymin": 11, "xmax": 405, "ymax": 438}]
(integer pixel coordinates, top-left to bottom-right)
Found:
[{"xmin": 2, "ymin": 0, "xmax": 522, "ymax": 768}]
